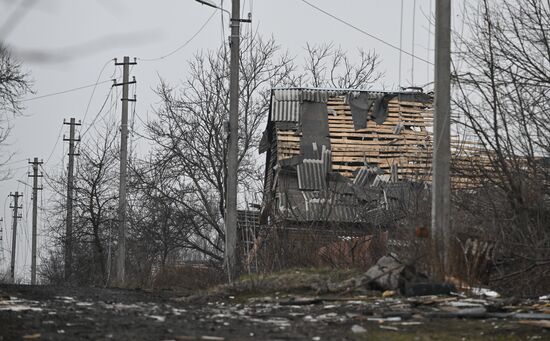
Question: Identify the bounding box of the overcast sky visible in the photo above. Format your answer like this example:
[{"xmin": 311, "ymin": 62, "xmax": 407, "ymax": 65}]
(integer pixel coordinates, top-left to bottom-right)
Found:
[{"xmin": 0, "ymin": 0, "xmax": 467, "ymax": 281}]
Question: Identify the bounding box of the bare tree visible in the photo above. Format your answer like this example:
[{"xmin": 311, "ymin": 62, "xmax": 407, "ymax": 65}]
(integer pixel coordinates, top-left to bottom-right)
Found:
[
  {"xmin": 452, "ymin": 0, "xmax": 550, "ymax": 296},
  {"xmin": 0, "ymin": 44, "xmax": 32, "ymax": 172},
  {"xmin": 72, "ymin": 124, "xmax": 119, "ymax": 284},
  {"xmin": 141, "ymin": 36, "xmax": 384, "ymax": 265},
  {"xmin": 128, "ymin": 160, "xmax": 197, "ymax": 267},
  {"xmin": 301, "ymin": 43, "xmax": 383, "ymax": 89},
  {"xmin": 42, "ymin": 120, "xmax": 119, "ymax": 285},
  {"xmin": 0, "ymin": 44, "xmax": 31, "ymax": 114},
  {"xmin": 139, "ymin": 36, "xmax": 295, "ymax": 263}
]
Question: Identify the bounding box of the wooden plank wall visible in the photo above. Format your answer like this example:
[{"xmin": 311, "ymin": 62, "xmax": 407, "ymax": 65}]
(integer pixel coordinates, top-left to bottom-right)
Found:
[{"xmin": 276, "ymin": 95, "xmax": 488, "ymax": 187}]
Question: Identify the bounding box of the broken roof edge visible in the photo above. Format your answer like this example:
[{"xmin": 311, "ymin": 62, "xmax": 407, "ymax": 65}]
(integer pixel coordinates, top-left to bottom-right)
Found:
[{"xmin": 270, "ymin": 86, "xmax": 433, "ymax": 96}]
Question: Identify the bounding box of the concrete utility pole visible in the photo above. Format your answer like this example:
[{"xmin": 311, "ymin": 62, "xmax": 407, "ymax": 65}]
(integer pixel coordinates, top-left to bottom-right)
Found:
[
  {"xmin": 63, "ymin": 118, "xmax": 81, "ymax": 282},
  {"xmin": 29, "ymin": 157, "xmax": 43, "ymax": 285},
  {"xmin": 0, "ymin": 217, "xmax": 3, "ymax": 266},
  {"xmin": 431, "ymin": 0, "xmax": 452, "ymax": 276},
  {"xmin": 195, "ymin": 0, "xmax": 250, "ymax": 281},
  {"xmin": 225, "ymin": 0, "xmax": 243, "ymax": 282},
  {"xmin": 9, "ymin": 192, "xmax": 22, "ymax": 283},
  {"xmin": 113, "ymin": 57, "xmax": 136, "ymax": 286}
]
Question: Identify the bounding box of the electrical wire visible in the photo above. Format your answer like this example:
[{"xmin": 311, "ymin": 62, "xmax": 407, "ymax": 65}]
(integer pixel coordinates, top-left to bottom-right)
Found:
[
  {"xmin": 44, "ymin": 123, "xmax": 64, "ymax": 165},
  {"xmin": 82, "ymin": 59, "xmax": 116, "ymax": 125},
  {"xmin": 220, "ymin": 0, "xmax": 228, "ymax": 59},
  {"xmin": 427, "ymin": 0, "xmax": 433, "ymax": 85},
  {"xmin": 300, "ymin": 0, "xmax": 433, "ymax": 65},
  {"xmin": 399, "ymin": 0, "xmax": 404, "ymax": 88},
  {"xmin": 1, "ymin": 196, "xmax": 9, "ymax": 263},
  {"xmin": 2, "ymin": 158, "xmax": 28, "ymax": 166},
  {"xmin": 138, "ymin": 10, "xmax": 217, "ymax": 62},
  {"xmin": 22, "ymin": 80, "xmax": 113, "ymax": 102},
  {"xmin": 81, "ymin": 85, "xmax": 115, "ymax": 138},
  {"xmin": 411, "ymin": 0, "xmax": 417, "ymax": 85}
]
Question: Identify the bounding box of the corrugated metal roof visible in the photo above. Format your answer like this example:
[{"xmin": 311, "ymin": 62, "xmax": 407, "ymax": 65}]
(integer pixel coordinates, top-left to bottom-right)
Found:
[
  {"xmin": 271, "ymin": 98, "xmax": 300, "ymax": 122},
  {"xmin": 301, "ymin": 89, "xmax": 331, "ymax": 103},
  {"xmin": 354, "ymin": 166, "xmax": 380, "ymax": 187},
  {"xmin": 322, "ymin": 147, "xmax": 332, "ymax": 173},
  {"xmin": 270, "ymin": 88, "xmax": 346, "ymax": 122},
  {"xmin": 373, "ymin": 174, "xmax": 391, "ymax": 187},
  {"xmin": 297, "ymin": 158, "xmax": 326, "ymax": 190},
  {"xmin": 297, "ymin": 147, "xmax": 332, "ymax": 190},
  {"xmin": 273, "ymin": 89, "xmax": 302, "ymax": 101}
]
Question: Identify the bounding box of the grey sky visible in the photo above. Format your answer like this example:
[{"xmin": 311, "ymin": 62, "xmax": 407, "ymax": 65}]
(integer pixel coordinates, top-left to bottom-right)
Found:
[{"xmin": 0, "ymin": 0, "xmax": 463, "ymax": 281}]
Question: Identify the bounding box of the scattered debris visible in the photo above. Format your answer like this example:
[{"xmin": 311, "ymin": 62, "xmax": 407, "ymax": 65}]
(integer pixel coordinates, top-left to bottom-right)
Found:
[
  {"xmin": 363, "ymin": 253, "xmax": 454, "ymax": 296},
  {"xmin": 514, "ymin": 313, "xmax": 550, "ymax": 320},
  {"xmin": 403, "ymin": 282, "xmax": 455, "ymax": 297},
  {"xmin": 279, "ymin": 296, "xmax": 322, "ymax": 306},
  {"xmin": 148, "ymin": 315, "xmax": 166, "ymax": 322},
  {"xmin": 382, "ymin": 290, "xmax": 396, "ymax": 298},
  {"xmin": 351, "ymin": 324, "xmax": 367, "ymax": 333},
  {"xmin": 379, "ymin": 325, "xmax": 399, "ymax": 331},
  {"xmin": 1, "ymin": 280, "xmax": 548, "ymax": 340},
  {"xmin": 471, "ymin": 287, "xmax": 500, "ymax": 298},
  {"xmin": 364, "ymin": 254, "xmax": 405, "ymax": 291},
  {"xmin": 518, "ymin": 320, "xmax": 550, "ymax": 329}
]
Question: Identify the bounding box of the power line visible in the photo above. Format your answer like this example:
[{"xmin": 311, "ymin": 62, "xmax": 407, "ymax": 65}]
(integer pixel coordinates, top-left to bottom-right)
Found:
[
  {"xmin": 138, "ymin": 10, "xmax": 217, "ymax": 62},
  {"xmin": 399, "ymin": 0, "xmax": 404, "ymax": 87},
  {"xmin": 300, "ymin": 0, "xmax": 433, "ymax": 66},
  {"xmin": 2, "ymin": 158, "xmax": 28, "ymax": 167},
  {"xmin": 82, "ymin": 59, "xmax": 116, "ymax": 125},
  {"xmin": 411, "ymin": 0, "xmax": 417, "ymax": 85},
  {"xmin": 44, "ymin": 123, "xmax": 64, "ymax": 165},
  {"xmin": 81, "ymin": 85, "xmax": 115, "ymax": 138},
  {"xmin": 22, "ymin": 80, "xmax": 113, "ymax": 102}
]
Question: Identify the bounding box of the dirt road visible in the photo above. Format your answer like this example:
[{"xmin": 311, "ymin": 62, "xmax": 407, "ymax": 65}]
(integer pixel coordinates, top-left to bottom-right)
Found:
[{"xmin": 0, "ymin": 284, "xmax": 547, "ymax": 340}]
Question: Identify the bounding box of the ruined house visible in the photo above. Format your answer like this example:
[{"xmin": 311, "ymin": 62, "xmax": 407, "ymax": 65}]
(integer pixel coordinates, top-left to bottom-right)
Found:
[
  {"xmin": 242, "ymin": 87, "xmax": 492, "ymax": 271},
  {"xmin": 258, "ymin": 87, "xmax": 436, "ymax": 228}
]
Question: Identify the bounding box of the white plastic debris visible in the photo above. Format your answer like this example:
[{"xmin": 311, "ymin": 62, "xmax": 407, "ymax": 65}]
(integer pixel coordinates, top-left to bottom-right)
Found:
[
  {"xmin": 303, "ymin": 315, "xmax": 318, "ymax": 322},
  {"xmin": 351, "ymin": 325, "xmax": 367, "ymax": 333},
  {"xmin": 55, "ymin": 296, "xmax": 75, "ymax": 301},
  {"xmin": 148, "ymin": 315, "xmax": 166, "ymax": 322},
  {"xmin": 446, "ymin": 301, "xmax": 485, "ymax": 308},
  {"xmin": 367, "ymin": 317, "xmax": 402, "ymax": 323},
  {"xmin": 471, "ymin": 287, "xmax": 500, "ymax": 298},
  {"xmin": 379, "ymin": 325, "xmax": 399, "ymax": 331}
]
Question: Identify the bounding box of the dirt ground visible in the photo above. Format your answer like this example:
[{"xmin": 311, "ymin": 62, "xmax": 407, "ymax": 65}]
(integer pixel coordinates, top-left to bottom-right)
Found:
[{"xmin": 0, "ymin": 283, "xmax": 548, "ymax": 341}]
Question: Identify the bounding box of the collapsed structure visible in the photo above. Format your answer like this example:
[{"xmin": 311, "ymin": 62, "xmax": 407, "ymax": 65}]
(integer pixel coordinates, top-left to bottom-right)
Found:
[
  {"xmin": 239, "ymin": 87, "xmax": 495, "ymax": 272},
  {"xmin": 258, "ymin": 87, "xmax": 438, "ymax": 227}
]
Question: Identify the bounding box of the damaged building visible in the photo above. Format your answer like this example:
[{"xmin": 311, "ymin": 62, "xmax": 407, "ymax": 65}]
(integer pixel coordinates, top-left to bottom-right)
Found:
[
  {"xmin": 258, "ymin": 87, "xmax": 435, "ymax": 228},
  {"xmin": 238, "ymin": 86, "xmax": 492, "ymax": 271}
]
